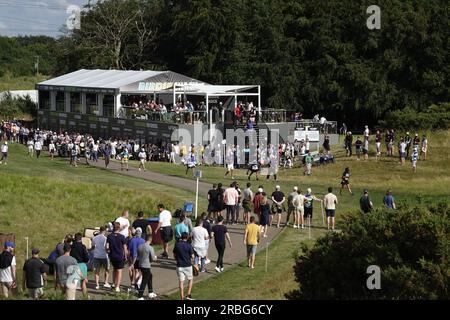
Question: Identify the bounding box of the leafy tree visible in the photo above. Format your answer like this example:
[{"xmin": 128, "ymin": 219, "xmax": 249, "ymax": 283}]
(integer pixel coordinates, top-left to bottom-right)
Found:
[{"xmin": 287, "ymin": 202, "xmax": 450, "ymax": 299}]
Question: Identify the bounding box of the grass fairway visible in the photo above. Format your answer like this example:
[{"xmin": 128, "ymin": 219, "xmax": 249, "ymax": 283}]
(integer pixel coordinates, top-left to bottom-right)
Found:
[
  {"xmin": 152, "ymin": 131, "xmax": 449, "ymax": 300},
  {"xmin": 0, "ymin": 143, "xmax": 206, "ymax": 272}
]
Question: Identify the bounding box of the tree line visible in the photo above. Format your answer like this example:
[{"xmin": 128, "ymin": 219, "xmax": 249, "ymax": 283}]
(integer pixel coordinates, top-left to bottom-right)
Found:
[{"xmin": 1, "ymin": 0, "xmax": 449, "ymax": 128}]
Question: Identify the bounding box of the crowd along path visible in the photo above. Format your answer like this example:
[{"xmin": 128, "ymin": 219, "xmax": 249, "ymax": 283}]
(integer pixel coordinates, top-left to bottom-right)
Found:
[{"xmin": 86, "ymin": 160, "xmax": 284, "ymax": 300}]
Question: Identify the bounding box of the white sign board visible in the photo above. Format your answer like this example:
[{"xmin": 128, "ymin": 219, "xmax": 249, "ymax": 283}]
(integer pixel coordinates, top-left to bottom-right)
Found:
[{"xmin": 294, "ymin": 129, "xmax": 320, "ymax": 142}]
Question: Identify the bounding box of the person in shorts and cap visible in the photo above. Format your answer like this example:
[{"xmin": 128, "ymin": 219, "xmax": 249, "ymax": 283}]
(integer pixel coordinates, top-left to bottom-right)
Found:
[
  {"xmin": 0, "ymin": 241, "xmax": 16, "ymax": 298},
  {"xmin": 138, "ymin": 148, "xmax": 147, "ymax": 172},
  {"xmin": 22, "ymin": 248, "xmax": 48, "ymax": 299}
]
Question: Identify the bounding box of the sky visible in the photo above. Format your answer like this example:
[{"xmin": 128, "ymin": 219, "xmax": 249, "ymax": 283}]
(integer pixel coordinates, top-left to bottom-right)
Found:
[{"xmin": 0, "ymin": 0, "xmax": 95, "ymax": 37}]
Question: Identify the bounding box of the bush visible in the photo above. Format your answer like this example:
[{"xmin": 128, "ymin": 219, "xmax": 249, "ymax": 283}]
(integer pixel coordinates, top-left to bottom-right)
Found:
[
  {"xmin": 286, "ymin": 202, "xmax": 449, "ymax": 299},
  {"xmin": 379, "ymin": 103, "xmax": 450, "ymax": 131}
]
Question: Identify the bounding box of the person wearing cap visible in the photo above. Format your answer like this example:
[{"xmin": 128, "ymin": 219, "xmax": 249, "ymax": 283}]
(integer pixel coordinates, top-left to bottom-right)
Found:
[
  {"xmin": 128, "ymin": 227, "xmax": 145, "ymax": 291},
  {"xmin": 253, "ymin": 186, "xmax": 264, "ymax": 220},
  {"xmin": 0, "ymin": 241, "xmax": 16, "ymax": 298},
  {"xmin": 271, "ymin": 185, "xmax": 286, "ymax": 228},
  {"xmin": 92, "ymin": 226, "xmax": 111, "ymax": 290},
  {"xmin": 22, "ymin": 248, "xmax": 48, "ymax": 299},
  {"xmin": 360, "ymin": 189, "xmax": 374, "ymax": 213},
  {"xmin": 55, "ymin": 243, "xmax": 78, "ymax": 296},
  {"xmin": 303, "ymin": 188, "xmax": 323, "ymax": 227},
  {"xmin": 70, "ymin": 233, "xmax": 89, "ymax": 296},
  {"xmin": 286, "ymin": 186, "xmax": 299, "ymax": 227},
  {"xmin": 0, "ymin": 141, "xmax": 8, "ymax": 165},
  {"xmin": 138, "ymin": 148, "xmax": 147, "ymax": 172}
]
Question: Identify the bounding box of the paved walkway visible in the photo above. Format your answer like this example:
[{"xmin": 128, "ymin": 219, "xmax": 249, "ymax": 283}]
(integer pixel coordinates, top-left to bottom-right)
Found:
[{"xmin": 85, "ymin": 160, "xmax": 284, "ymax": 300}]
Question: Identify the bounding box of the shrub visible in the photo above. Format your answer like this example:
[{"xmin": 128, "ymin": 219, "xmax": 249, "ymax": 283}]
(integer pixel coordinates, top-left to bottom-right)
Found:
[
  {"xmin": 286, "ymin": 201, "xmax": 449, "ymax": 299},
  {"xmin": 379, "ymin": 103, "xmax": 450, "ymax": 131}
]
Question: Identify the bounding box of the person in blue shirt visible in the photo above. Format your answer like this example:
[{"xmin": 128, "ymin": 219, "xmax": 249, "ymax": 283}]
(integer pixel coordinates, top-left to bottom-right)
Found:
[
  {"xmin": 383, "ymin": 190, "xmax": 396, "ymax": 210},
  {"xmin": 128, "ymin": 228, "xmax": 145, "ymax": 290},
  {"xmin": 175, "ymin": 214, "xmax": 190, "ymax": 242}
]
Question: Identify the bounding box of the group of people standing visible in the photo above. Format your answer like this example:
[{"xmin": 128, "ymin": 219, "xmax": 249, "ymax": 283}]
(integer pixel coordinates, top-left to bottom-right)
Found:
[{"xmin": 343, "ymin": 126, "xmax": 428, "ymax": 172}]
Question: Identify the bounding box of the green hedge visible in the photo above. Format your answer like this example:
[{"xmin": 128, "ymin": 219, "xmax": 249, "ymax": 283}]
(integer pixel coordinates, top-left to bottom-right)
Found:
[
  {"xmin": 287, "ymin": 201, "xmax": 449, "ymax": 299},
  {"xmin": 379, "ymin": 103, "xmax": 450, "ymax": 131}
]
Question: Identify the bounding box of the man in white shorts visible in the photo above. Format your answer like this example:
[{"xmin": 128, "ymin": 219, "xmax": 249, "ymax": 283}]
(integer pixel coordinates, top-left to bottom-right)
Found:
[{"xmin": 173, "ymin": 232, "xmax": 195, "ymax": 300}]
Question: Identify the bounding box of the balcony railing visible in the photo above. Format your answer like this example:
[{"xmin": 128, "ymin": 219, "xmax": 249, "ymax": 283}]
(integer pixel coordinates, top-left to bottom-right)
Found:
[{"xmin": 118, "ymin": 106, "xmax": 337, "ymax": 133}]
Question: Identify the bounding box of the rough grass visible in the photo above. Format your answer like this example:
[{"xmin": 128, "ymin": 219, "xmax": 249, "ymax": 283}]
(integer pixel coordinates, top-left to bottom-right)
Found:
[
  {"xmin": 0, "ymin": 74, "xmax": 48, "ymax": 92},
  {"xmin": 0, "ymin": 143, "xmax": 205, "ymax": 274}
]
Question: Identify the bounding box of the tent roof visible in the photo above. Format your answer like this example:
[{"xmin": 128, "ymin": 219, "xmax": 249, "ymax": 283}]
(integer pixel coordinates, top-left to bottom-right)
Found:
[{"xmin": 37, "ymin": 69, "xmax": 207, "ymax": 89}]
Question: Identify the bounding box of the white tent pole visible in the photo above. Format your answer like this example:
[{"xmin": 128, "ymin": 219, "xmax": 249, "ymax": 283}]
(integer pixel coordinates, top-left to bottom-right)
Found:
[{"xmin": 258, "ymin": 85, "xmax": 261, "ymax": 113}]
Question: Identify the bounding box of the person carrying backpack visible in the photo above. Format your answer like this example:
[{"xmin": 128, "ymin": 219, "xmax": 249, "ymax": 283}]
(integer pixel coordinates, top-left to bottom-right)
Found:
[{"xmin": 0, "ymin": 242, "xmax": 17, "ymax": 298}]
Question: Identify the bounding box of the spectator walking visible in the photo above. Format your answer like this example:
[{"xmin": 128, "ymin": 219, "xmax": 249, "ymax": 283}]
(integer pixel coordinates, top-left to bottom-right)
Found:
[
  {"xmin": 91, "ymin": 226, "xmax": 111, "ymax": 290},
  {"xmin": 22, "ymin": 248, "xmax": 48, "ymax": 300},
  {"xmin": 115, "ymin": 210, "xmax": 131, "ymax": 238},
  {"xmin": 0, "ymin": 242, "xmax": 16, "ymax": 298},
  {"xmin": 131, "ymin": 211, "xmax": 151, "ymax": 239},
  {"xmin": 303, "ymin": 151, "xmax": 313, "ymax": 175},
  {"xmin": 173, "ymin": 232, "xmax": 195, "ymax": 300},
  {"xmin": 106, "ymin": 222, "xmax": 127, "ymax": 293},
  {"xmin": 244, "ymin": 216, "xmax": 260, "ymax": 269},
  {"xmin": 155, "ymin": 204, "xmax": 173, "ymax": 258},
  {"xmin": 191, "ymin": 219, "xmax": 209, "ymax": 273},
  {"xmin": 175, "ymin": 214, "xmax": 190, "ymax": 242},
  {"xmin": 137, "ymin": 234, "xmax": 157, "ymax": 300},
  {"xmin": 34, "ymin": 139, "xmax": 42, "ymax": 158},
  {"xmin": 242, "ymin": 182, "xmax": 254, "ymax": 224},
  {"xmin": 211, "ymin": 216, "xmax": 232, "ymax": 273},
  {"xmin": 421, "ymin": 135, "xmax": 428, "ymax": 160},
  {"xmin": 0, "ymin": 141, "xmax": 8, "ymax": 165},
  {"xmin": 70, "ymin": 233, "xmax": 89, "ymax": 296},
  {"xmin": 259, "ymin": 195, "xmax": 270, "ymax": 238},
  {"xmin": 128, "ymin": 228, "xmax": 145, "ymax": 291},
  {"xmin": 411, "ymin": 147, "xmax": 419, "ymax": 172},
  {"xmin": 55, "ymin": 244, "xmax": 78, "ymax": 297}
]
